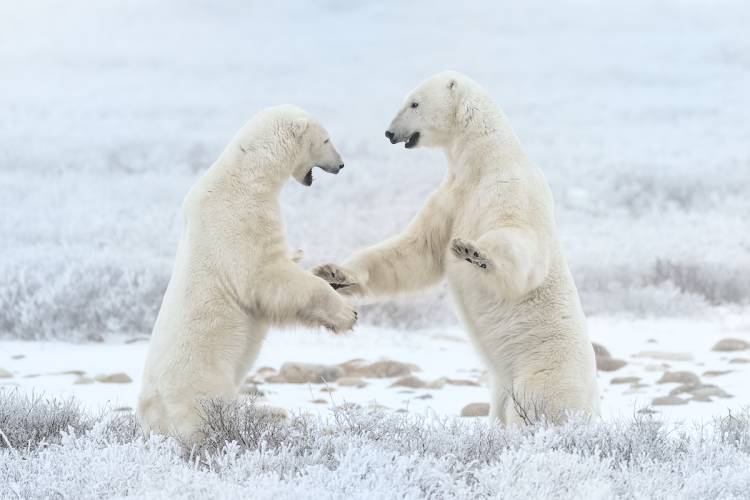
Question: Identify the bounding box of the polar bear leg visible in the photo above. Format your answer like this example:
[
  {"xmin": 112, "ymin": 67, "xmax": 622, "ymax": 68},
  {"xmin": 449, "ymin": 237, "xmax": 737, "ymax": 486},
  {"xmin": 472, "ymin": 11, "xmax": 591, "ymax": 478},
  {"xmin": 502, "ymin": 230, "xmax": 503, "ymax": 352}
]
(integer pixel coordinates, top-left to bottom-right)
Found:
[
  {"xmin": 138, "ymin": 394, "xmax": 207, "ymax": 444},
  {"xmin": 314, "ymin": 235, "xmax": 446, "ymax": 299},
  {"xmin": 256, "ymin": 265, "xmax": 357, "ymax": 333},
  {"xmin": 488, "ymin": 388, "xmax": 509, "ymax": 424},
  {"xmin": 312, "ymin": 263, "xmax": 362, "ymax": 295},
  {"xmin": 316, "ymin": 190, "xmax": 452, "ymax": 299},
  {"xmin": 489, "ymin": 380, "xmax": 546, "ymax": 426},
  {"xmin": 139, "ymin": 371, "xmax": 238, "ymax": 443}
]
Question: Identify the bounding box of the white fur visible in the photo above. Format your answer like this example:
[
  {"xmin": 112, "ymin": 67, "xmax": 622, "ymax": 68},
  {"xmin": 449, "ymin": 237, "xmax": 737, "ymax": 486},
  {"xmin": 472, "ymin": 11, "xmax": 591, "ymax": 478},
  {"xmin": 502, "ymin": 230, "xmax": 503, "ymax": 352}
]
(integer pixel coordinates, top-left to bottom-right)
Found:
[
  {"xmin": 138, "ymin": 105, "xmax": 356, "ymax": 441},
  {"xmin": 315, "ymin": 72, "xmax": 600, "ymax": 424}
]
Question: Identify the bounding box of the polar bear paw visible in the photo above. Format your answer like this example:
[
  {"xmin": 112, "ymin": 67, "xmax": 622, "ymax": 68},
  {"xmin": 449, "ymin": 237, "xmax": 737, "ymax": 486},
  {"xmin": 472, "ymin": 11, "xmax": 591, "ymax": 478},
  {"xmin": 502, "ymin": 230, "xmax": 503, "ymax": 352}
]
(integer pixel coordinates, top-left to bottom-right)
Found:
[
  {"xmin": 312, "ymin": 263, "xmax": 360, "ymax": 294},
  {"xmin": 451, "ymin": 238, "xmax": 493, "ymax": 270},
  {"xmin": 322, "ymin": 302, "xmax": 358, "ymax": 334}
]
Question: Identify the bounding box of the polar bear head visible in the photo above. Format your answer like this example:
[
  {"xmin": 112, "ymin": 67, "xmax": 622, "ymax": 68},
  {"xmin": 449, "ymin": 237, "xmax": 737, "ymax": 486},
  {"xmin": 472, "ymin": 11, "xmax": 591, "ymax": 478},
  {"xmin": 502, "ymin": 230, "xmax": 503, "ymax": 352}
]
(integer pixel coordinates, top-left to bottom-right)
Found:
[
  {"xmin": 235, "ymin": 105, "xmax": 344, "ymax": 187},
  {"xmin": 286, "ymin": 111, "xmax": 345, "ymax": 187},
  {"xmin": 385, "ymin": 71, "xmax": 493, "ymax": 149}
]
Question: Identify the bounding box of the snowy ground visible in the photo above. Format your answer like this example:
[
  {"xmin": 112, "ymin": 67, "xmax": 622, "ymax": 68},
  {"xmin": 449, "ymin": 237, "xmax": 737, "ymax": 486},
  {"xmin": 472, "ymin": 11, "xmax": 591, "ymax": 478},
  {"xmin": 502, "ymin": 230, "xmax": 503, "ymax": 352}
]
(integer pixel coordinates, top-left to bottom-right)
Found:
[
  {"xmin": 2, "ymin": 392, "xmax": 748, "ymax": 499},
  {"xmin": 2, "ymin": 0, "xmax": 750, "ymax": 341},
  {"xmin": 2, "ymin": 0, "xmax": 750, "ymax": 496},
  {"xmin": 2, "ymin": 314, "xmax": 749, "ymax": 423}
]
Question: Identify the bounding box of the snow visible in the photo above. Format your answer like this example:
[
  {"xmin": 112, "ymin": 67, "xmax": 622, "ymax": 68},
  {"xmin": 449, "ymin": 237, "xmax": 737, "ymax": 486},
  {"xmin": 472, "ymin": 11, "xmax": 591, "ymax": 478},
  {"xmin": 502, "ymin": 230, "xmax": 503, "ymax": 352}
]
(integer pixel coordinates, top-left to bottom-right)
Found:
[
  {"xmin": 2, "ymin": 315, "xmax": 749, "ymax": 423},
  {"xmin": 1, "ymin": 395, "xmax": 749, "ymax": 499},
  {"xmin": 2, "ymin": 0, "xmax": 750, "ymax": 340},
  {"xmin": 1, "ymin": 0, "xmax": 750, "ymax": 495}
]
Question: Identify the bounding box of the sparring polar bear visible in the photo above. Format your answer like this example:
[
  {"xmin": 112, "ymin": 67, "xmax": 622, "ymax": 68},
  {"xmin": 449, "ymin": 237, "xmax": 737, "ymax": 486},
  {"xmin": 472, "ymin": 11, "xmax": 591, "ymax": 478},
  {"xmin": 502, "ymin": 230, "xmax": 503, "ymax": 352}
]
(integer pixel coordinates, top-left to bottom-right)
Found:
[
  {"xmin": 315, "ymin": 72, "xmax": 600, "ymax": 424},
  {"xmin": 138, "ymin": 105, "xmax": 357, "ymax": 441}
]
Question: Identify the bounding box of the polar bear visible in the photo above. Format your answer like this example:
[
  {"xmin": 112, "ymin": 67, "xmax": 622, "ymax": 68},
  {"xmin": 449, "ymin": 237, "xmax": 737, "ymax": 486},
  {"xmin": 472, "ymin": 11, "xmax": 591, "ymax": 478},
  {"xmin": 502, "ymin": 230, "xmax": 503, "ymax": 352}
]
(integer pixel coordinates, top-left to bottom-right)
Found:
[
  {"xmin": 314, "ymin": 72, "xmax": 600, "ymax": 424},
  {"xmin": 138, "ymin": 105, "xmax": 357, "ymax": 441}
]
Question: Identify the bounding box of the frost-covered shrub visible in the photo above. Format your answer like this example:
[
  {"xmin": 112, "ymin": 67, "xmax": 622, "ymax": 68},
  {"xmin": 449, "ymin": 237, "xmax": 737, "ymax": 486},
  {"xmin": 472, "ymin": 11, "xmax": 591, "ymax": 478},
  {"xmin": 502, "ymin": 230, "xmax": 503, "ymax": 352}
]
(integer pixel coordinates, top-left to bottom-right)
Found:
[
  {"xmin": 0, "ymin": 249, "xmax": 169, "ymax": 341},
  {"xmin": 715, "ymin": 411, "xmax": 750, "ymax": 453},
  {"xmin": 649, "ymin": 259, "xmax": 750, "ymax": 306},
  {"xmin": 197, "ymin": 398, "xmax": 295, "ymax": 455},
  {"xmin": 1, "ymin": 394, "xmax": 749, "ymax": 498},
  {"xmin": 0, "ymin": 389, "xmax": 91, "ymax": 450},
  {"xmin": 1, "ymin": 0, "xmax": 750, "ymax": 341},
  {"xmin": 0, "ymin": 389, "xmax": 143, "ymax": 452}
]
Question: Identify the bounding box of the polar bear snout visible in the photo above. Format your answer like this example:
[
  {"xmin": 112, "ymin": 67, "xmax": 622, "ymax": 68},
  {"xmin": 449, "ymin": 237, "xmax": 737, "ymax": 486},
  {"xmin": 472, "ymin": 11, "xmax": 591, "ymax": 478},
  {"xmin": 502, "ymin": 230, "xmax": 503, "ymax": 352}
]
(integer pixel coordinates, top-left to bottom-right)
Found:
[
  {"xmin": 295, "ymin": 129, "xmax": 345, "ymax": 186},
  {"xmin": 385, "ymin": 130, "xmax": 420, "ymax": 148},
  {"xmin": 299, "ymin": 162, "xmax": 344, "ymax": 186},
  {"xmin": 317, "ymin": 163, "xmax": 344, "ymax": 174}
]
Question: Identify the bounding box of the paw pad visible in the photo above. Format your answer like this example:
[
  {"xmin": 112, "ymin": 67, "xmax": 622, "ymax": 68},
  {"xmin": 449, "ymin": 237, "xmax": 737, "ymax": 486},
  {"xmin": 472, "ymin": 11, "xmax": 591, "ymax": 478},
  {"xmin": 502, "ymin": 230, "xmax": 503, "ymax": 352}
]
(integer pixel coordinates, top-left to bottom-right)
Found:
[{"xmin": 451, "ymin": 238, "xmax": 493, "ymax": 271}]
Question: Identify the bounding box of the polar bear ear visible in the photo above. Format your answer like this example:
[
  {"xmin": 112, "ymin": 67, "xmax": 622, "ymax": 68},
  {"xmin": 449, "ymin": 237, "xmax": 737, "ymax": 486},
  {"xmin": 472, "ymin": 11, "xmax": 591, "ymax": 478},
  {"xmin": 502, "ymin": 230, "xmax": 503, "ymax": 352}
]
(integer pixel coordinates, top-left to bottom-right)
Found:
[
  {"xmin": 291, "ymin": 117, "xmax": 309, "ymax": 141},
  {"xmin": 449, "ymin": 79, "xmax": 475, "ymax": 128}
]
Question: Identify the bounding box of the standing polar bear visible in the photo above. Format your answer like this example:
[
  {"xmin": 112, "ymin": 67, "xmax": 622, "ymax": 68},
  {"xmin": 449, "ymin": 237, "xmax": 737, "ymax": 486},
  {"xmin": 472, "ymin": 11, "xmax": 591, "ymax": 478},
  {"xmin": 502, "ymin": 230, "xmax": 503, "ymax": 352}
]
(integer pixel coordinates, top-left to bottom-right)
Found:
[
  {"xmin": 315, "ymin": 72, "xmax": 600, "ymax": 424},
  {"xmin": 138, "ymin": 105, "xmax": 357, "ymax": 441}
]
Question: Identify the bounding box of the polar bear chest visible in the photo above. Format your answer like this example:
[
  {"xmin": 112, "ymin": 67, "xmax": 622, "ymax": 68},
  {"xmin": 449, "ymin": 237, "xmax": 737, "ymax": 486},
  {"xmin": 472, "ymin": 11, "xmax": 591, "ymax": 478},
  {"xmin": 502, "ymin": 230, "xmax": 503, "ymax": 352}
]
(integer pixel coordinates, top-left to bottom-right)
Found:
[{"xmin": 448, "ymin": 193, "xmax": 507, "ymax": 240}]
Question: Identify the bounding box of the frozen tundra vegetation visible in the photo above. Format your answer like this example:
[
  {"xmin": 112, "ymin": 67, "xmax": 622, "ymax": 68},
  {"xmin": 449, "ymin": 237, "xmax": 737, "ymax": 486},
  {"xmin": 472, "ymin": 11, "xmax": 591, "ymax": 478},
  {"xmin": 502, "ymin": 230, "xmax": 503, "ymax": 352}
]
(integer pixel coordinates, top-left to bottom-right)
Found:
[
  {"xmin": 1, "ymin": 0, "xmax": 749, "ymax": 493},
  {"xmin": 1, "ymin": 0, "xmax": 750, "ymax": 341},
  {"xmin": 1, "ymin": 390, "xmax": 750, "ymax": 498}
]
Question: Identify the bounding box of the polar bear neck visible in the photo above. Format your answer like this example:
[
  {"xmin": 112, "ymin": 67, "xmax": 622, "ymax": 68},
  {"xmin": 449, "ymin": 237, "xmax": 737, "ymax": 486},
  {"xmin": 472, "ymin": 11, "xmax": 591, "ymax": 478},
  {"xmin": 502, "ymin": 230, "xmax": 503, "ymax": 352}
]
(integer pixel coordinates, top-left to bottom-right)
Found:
[
  {"xmin": 214, "ymin": 133, "xmax": 302, "ymax": 194},
  {"xmin": 187, "ymin": 145, "xmax": 297, "ymax": 225},
  {"xmin": 444, "ymin": 106, "xmax": 527, "ymax": 183}
]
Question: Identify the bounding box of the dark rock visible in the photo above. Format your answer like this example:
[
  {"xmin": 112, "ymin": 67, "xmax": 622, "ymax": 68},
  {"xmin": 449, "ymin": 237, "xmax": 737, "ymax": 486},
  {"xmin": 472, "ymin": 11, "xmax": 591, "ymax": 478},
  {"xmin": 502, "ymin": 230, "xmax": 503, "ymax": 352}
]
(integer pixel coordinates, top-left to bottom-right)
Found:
[
  {"xmin": 657, "ymin": 371, "xmax": 700, "ymax": 385},
  {"xmin": 652, "ymin": 396, "xmax": 687, "ymax": 406},
  {"xmin": 342, "ymin": 360, "xmax": 419, "ymax": 378},
  {"xmin": 95, "ymin": 373, "xmax": 132, "ymax": 384},
  {"xmin": 611, "ymin": 376, "xmax": 640, "ymax": 385},
  {"xmin": 278, "ymin": 362, "xmax": 344, "ymax": 383},
  {"xmin": 389, "ymin": 375, "xmax": 427, "ymax": 389},
  {"xmin": 460, "ymin": 402, "xmax": 490, "ymax": 417},
  {"xmin": 712, "ymin": 338, "xmax": 750, "ymax": 352},
  {"xmin": 597, "ymin": 358, "xmax": 626, "ymax": 372},
  {"xmin": 592, "ymin": 343, "xmax": 611, "ymax": 358}
]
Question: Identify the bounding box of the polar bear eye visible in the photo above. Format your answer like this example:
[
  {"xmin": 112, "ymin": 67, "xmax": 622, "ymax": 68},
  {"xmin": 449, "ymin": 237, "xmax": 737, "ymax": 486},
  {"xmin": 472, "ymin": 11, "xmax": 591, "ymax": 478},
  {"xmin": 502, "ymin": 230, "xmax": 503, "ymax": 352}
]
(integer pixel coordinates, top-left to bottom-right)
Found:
[
  {"xmin": 323, "ymin": 138, "xmax": 329, "ymax": 144},
  {"xmin": 410, "ymin": 102, "xmax": 419, "ymax": 109}
]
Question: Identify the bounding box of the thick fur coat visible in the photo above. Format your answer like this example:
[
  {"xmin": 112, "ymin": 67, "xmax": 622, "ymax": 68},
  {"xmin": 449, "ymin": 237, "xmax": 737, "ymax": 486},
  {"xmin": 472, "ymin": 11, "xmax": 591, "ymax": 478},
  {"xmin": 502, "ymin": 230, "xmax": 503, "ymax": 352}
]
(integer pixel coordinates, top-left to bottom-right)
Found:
[
  {"xmin": 315, "ymin": 73, "xmax": 600, "ymax": 423},
  {"xmin": 138, "ymin": 105, "xmax": 356, "ymax": 440}
]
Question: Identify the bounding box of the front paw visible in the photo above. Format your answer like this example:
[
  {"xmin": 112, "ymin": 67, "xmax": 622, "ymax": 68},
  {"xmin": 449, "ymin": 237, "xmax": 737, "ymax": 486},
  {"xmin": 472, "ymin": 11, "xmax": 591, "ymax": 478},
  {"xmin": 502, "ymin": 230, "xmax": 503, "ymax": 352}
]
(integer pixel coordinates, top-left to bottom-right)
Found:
[
  {"xmin": 451, "ymin": 238, "xmax": 493, "ymax": 270},
  {"xmin": 323, "ymin": 302, "xmax": 358, "ymax": 334},
  {"xmin": 312, "ymin": 263, "xmax": 359, "ymax": 293}
]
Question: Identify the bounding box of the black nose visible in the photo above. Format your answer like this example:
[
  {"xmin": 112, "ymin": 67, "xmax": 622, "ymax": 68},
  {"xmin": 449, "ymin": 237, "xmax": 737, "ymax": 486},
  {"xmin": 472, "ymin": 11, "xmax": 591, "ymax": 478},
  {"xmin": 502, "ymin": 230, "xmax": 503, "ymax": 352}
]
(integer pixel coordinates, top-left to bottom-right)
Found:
[
  {"xmin": 385, "ymin": 130, "xmax": 394, "ymax": 140},
  {"xmin": 338, "ymin": 163, "xmax": 344, "ymax": 170}
]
